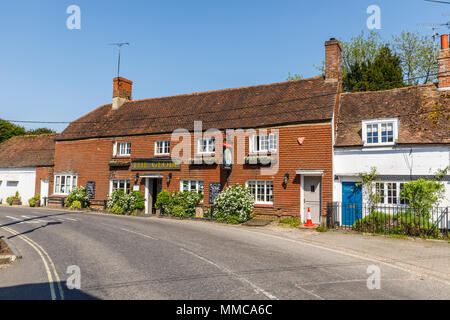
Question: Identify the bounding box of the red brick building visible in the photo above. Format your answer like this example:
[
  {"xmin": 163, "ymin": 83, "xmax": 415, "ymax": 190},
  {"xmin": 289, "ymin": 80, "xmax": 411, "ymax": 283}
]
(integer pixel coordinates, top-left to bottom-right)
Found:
[
  {"xmin": 52, "ymin": 39, "xmax": 343, "ymax": 223},
  {"xmin": 0, "ymin": 134, "xmax": 57, "ymax": 206}
]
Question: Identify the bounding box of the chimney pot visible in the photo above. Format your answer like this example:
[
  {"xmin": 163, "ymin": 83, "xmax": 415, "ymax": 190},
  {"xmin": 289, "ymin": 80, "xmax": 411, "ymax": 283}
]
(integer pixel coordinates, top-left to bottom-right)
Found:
[
  {"xmin": 438, "ymin": 35, "xmax": 450, "ymax": 90},
  {"xmin": 441, "ymin": 34, "xmax": 449, "ymax": 50}
]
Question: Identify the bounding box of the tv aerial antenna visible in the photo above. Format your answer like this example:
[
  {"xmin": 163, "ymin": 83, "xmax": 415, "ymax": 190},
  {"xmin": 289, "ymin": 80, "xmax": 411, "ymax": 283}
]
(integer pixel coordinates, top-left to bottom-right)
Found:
[{"xmin": 109, "ymin": 42, "xmax": 130, "ymax": 79}]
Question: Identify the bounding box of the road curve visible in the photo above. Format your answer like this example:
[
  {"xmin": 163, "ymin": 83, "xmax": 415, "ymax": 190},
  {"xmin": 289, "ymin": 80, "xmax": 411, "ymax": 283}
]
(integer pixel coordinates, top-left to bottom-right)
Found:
[{"xmin": 0, "ymin": 206, "xmax": 449, "ymax": 300}]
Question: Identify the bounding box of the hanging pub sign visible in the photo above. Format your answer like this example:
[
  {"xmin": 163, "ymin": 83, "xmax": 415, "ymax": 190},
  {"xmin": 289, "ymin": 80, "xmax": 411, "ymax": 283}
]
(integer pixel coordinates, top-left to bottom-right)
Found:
[
  {"xmin": 86, "ymin": 181, "xmax": 96, "ymax": 199},
  {"xmin": 131, "ymin": 158, "xmax": 181, "ymax": 171},
  {"xmin": 223, "ymin": 139, "xmax": 233, "ymax": 170},
  {"xmin": 209, "ymin": 183, "xmax": 223, "ymax": 204}
]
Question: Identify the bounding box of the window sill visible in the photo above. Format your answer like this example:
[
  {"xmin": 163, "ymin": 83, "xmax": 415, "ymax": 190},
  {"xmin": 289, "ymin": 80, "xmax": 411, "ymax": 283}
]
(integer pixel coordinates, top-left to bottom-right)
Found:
[{"xmin": 254, "ymin": 203, "xmax": 274, "ymax": 208}]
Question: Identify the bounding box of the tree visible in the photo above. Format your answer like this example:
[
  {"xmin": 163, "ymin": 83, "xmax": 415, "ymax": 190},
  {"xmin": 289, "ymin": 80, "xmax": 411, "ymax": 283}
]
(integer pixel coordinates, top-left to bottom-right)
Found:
[
  {"xmin": 357, "ymin": 167, "xmax": 382, "ymax": 212},
  {"xmin": 344, "ymin": 46, "xmax": 405, "ymax": 92},
  {"xmin": 400, "ymin": 168, "xmax": 448, "ymax": 218},
  {"xmin": 0, "ymin": 119, "xmax": 26, "ymax": 144},
  {"xmin": 27, "ymin": 128, "xmax": 55, "ymax": 135},
  {"xmin": 341, "ymin": 31, "xmax": 384, "ymax": 80},
  {"xmin": 0, "ymin": 119, "xmax": 55, "ymax": 144},
  {"xmin": 308, "ymin": 30, "xmax": 437, "ymax": 90},
  {"xmin": 391, "ymin": 31, "xmax": 438, "ymax": 86}
]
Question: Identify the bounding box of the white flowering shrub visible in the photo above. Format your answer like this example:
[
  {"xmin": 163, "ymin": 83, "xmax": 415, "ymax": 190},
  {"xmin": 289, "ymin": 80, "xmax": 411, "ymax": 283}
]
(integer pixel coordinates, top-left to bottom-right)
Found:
[
  {"xmin": 65, "ymin": 187, "xmax": 90, "ymax": 208},
  {"xmin": 213, "ymin": 184, "xmax": 254, "ymax": 224},
  {"xmin": 107, "ymin": 190, "xmax": 145, "ymax": 215}
]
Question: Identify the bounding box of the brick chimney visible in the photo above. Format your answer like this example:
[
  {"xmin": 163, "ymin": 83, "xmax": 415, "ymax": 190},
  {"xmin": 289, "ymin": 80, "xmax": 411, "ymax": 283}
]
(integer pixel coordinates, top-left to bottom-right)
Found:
[
  {"xmin": 438, "ymin": 34, "xmax": 450, "ymax": 90},
  {"xmin": 112, "ymin": 77, "xmax": 133, "ymax": 110},
  {"xmin": 325, "ymin": 38, "xmax": 342, "ymax": 82}
]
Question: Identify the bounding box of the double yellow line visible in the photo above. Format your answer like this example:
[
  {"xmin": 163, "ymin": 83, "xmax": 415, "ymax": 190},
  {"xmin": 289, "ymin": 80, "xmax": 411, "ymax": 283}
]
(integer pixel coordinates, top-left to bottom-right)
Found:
[{"xmin": 1, "ymin": 226, "xmax": 65, "ymax": 300}]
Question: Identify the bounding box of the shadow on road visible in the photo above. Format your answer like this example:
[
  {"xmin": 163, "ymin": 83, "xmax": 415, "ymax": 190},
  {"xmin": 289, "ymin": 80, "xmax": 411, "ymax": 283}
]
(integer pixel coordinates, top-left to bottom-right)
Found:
[
  {"xmin": 0, "ymin": 281, "xmax": 99, "ymax": 300},
  {"xmin": 5, "ymin": 222, "xmax": 62, "ymax": 240}
]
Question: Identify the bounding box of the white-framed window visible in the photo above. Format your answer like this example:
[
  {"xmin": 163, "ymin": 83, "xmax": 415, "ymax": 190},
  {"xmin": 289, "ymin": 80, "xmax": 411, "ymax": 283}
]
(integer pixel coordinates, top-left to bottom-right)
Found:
[
  {"xmin": 110, "ymin": 180, "xmax": 131, "ymax": 195},
  {"xmin": 113, "ymin": 142, "xmax": 131, "ymax": 156},
  {"xmin": 249, "ymin": 134, "xmax": 277, "ymax": 153},
  {"xmin": 180, "ymin": 180, "xmax": 204, "ymax": 195},
  {"xmin": 54, "ymin": 174, "xmax": 78, "ymax": 195},
  {"xmin": 155, "ymin": 140, "xmax": 170, "ymax": 155},
  {"xmin": 198, "ymin": 138, "xmax": 216, "ymax": 154},
  {"xmin": 374, "ymin": 182, "xmax": 409, "ymax": 205},
  {"xmin": 246, "ymin": 181, "xmax": 274, "ymax": 204},
  {"xmin": 362, "ymin": 119, "xmax": 398, "ymax": 146}
]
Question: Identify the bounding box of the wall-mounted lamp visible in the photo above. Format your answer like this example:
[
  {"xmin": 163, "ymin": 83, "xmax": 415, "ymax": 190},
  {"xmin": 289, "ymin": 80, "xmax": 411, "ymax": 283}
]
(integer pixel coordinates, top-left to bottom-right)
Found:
[
  {"xmin": 283, "ymin": 173, "xmax": 290, "ymax": 188},
  {"xmin": 167, "ymin": 173, "xmax": 173, "ymax": 185},
  {"xmin": 135, "ymin": 173, "xmax": 140, "ymax": 184}
]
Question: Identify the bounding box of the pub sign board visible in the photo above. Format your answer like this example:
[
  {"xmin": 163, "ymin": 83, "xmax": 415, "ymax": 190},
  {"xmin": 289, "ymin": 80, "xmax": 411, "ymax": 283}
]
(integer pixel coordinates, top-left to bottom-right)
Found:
[
  {"xmin": 209, "ymin": 183, "xmax": 223, "ymax": 204},
  {"xmin": 131, "ymin": 158, "xmax": 181, "ymax": 171},
  {"xmin": 86, "ymin": 181, "xmax": 95, "ymax": 199}
]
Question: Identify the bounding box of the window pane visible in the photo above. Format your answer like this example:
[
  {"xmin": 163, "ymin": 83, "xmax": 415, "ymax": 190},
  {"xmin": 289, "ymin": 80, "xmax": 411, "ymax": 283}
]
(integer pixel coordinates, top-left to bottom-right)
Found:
[
  {"xmin": 376, "ymin": 183, "xmax": 385, "ymax": 204},
  {"xmin": 387, "ymin": 183, "xmax": 397, "ymax": 204}
]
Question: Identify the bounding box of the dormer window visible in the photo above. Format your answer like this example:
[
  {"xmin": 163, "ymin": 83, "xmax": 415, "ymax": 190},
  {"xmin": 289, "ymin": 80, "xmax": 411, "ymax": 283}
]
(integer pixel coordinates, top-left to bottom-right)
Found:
[{"xmin": 362, "ymin": 119, "xmax": 398, "ymax": 146}]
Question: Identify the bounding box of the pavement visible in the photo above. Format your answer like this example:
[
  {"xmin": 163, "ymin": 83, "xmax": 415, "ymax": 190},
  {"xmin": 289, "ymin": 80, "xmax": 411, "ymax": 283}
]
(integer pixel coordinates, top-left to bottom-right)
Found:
[{"xmin": 0, "ymin": 205, "xmax": 449, "ymax": 300}]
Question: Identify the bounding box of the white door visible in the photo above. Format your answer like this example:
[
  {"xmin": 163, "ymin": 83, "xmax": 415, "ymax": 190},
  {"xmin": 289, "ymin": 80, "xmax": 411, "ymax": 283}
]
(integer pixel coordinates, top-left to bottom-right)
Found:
[
  {"xmin": 40, "ymin": 179, "xmax": 49, "ymax": 206},
  {"xmin": 145, "ymin": 178, "xmax": 150, "ymax": 215}
]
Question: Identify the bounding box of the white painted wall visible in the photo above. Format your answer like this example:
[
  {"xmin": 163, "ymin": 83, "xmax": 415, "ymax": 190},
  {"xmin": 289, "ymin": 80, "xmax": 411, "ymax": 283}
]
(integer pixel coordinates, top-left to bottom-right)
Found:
[
  {"xmin": 333, "ymin": 145, "xmax": 450, "ymax": 207},
  {"xmin": 0, "ymin": 168, "xmax": 36, "ymax": 205}
]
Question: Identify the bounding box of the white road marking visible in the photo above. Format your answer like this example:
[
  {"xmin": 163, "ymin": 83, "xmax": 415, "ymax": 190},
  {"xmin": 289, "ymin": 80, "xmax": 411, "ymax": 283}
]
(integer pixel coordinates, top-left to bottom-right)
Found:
[
  {"xmin": 180, "ymin": 247, "xmax": 278, "ymax": 300},
  {"xmin": 1, "ymin": 226, "xmax": 57, "ymax": 300},
  {"xmin": 119, "ymin": 227, "xmax": 158, "ymax": 240},
  {"xmin": 2, "ymin": 226, "xmax": 65, "ymax": 300},
  {"xmin": 5, "ymin": 216, "xmax": 25, "ymax": 224},
  {"xmin": 63, "ymin": 218, "xmax": 78, "ymax": 222},
  {"xmin": 294, "ymin": 283, "xmax": 325, "ymax": 300},
  {"xmin": 21, "ymin": 215, "xmax": 46, "ymax": 224}
]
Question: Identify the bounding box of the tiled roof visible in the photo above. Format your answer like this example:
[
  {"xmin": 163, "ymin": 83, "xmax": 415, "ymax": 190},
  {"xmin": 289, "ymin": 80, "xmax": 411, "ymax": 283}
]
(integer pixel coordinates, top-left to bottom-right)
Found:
[
  {"xmin": 0, "ymin": 134, "xmax": 58, "ymax": 168},
  {"xmin": 335, "ymin": 84, "xmax": 450, "ymax": 147},
  {"xmin": 57, "ymin": 77, "xmax": 339, "ymax": 141}
]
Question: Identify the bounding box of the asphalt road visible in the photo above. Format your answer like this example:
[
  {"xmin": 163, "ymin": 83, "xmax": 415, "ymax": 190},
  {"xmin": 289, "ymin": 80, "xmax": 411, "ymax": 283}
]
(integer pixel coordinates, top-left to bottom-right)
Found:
[{"xmin": 0, "ymin": 206, "xmax": 449, "ymax": 300}]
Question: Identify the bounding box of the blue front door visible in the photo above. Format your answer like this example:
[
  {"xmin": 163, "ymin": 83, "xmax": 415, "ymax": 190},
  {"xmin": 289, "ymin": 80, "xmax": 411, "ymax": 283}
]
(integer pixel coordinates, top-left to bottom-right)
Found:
[{"xmin": 342, "ymin": 182, "xmax": 362, "ymax": 226}]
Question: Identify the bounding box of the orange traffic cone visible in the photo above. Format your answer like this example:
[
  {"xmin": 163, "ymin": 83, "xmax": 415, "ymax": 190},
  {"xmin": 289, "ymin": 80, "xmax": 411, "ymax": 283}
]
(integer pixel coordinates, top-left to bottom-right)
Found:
[{"xmin": 305, "ymin": 208, "xmax": 314, "ymax": 227}]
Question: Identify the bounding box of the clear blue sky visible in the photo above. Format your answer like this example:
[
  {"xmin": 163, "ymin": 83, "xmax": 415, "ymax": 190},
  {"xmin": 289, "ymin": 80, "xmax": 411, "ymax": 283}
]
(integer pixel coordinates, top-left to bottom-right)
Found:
[{"xmin": 0, "ymin": 0, "xmax": 447, "ymax": 132}]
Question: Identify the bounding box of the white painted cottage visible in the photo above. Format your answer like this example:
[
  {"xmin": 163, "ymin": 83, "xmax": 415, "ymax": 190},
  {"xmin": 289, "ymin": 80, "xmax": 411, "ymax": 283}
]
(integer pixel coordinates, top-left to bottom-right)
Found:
[
  {"xmin": 332, "ymin": 35, "xmax": 450, "ymax": 226},
  {"xmin": 0, "ymin": 134, "xmax": 57, "ymax": 206}
]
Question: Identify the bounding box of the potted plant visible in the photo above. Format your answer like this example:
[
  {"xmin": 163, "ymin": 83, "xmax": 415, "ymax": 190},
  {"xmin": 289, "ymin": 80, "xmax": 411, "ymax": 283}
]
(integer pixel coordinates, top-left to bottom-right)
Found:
[
  {"xmin": 34, "ymin": 194, "xmax": 41, "ymax": 207},
  {"xmin": 11, "ymin": 192, "xmax": 21, "ymax": 206}
]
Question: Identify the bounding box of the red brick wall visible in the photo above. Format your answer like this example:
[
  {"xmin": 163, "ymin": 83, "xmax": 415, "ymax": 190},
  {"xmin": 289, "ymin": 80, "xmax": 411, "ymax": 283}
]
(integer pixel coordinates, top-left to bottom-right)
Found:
[
  {"xmin": 54, "ymin": 123, "xmax": 333, "ymax": 218},
  {"xmin": 35, "ymin": 166, "xmax": 54, "ymax": 197},
  {"xmin": 438, "ymin": 49, "xmax": 450, "ymax": 88}
]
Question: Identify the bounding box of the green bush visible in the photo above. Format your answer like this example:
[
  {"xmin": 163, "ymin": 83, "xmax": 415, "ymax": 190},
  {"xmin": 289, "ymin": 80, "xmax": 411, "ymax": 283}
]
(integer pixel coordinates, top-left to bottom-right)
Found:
[
  {"xmin": 171, "ymin": 205, "xmax": 186, "ymax": 218},
  {"xmin": 7, "ymin": 192, "xmax": 20, "ymax": 206},
  {"xmin": 155, "ymin": 190, "xmax": 172, "ymax": 212},
  {"xmin": 28, "ymin": 194, "xmax": 41, "ymax": 207},
  {"xmin": 129, "ymin": 191, "xmax": 145, "ymax": 212},
  {"xmin": 213, "ymin": 184, "xmax": 254, "ymax": 224},
  {"xmin": 70, "ymin": 200, "xmax": 82, "ymax": 210},
  {"xmin": 65, "ymin": 187, "xmax": 90, "ymax": 208},
  {"xmin": 107, "ymin": 190, "xmax": 146, "ymax": 215},
  {"xmin": 155, "ymin": 190, "xmax": 203, "ymax": 218},
  {"xmin": 353, "ymin": 211, "xmax": 440, "ymax": 238}
]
